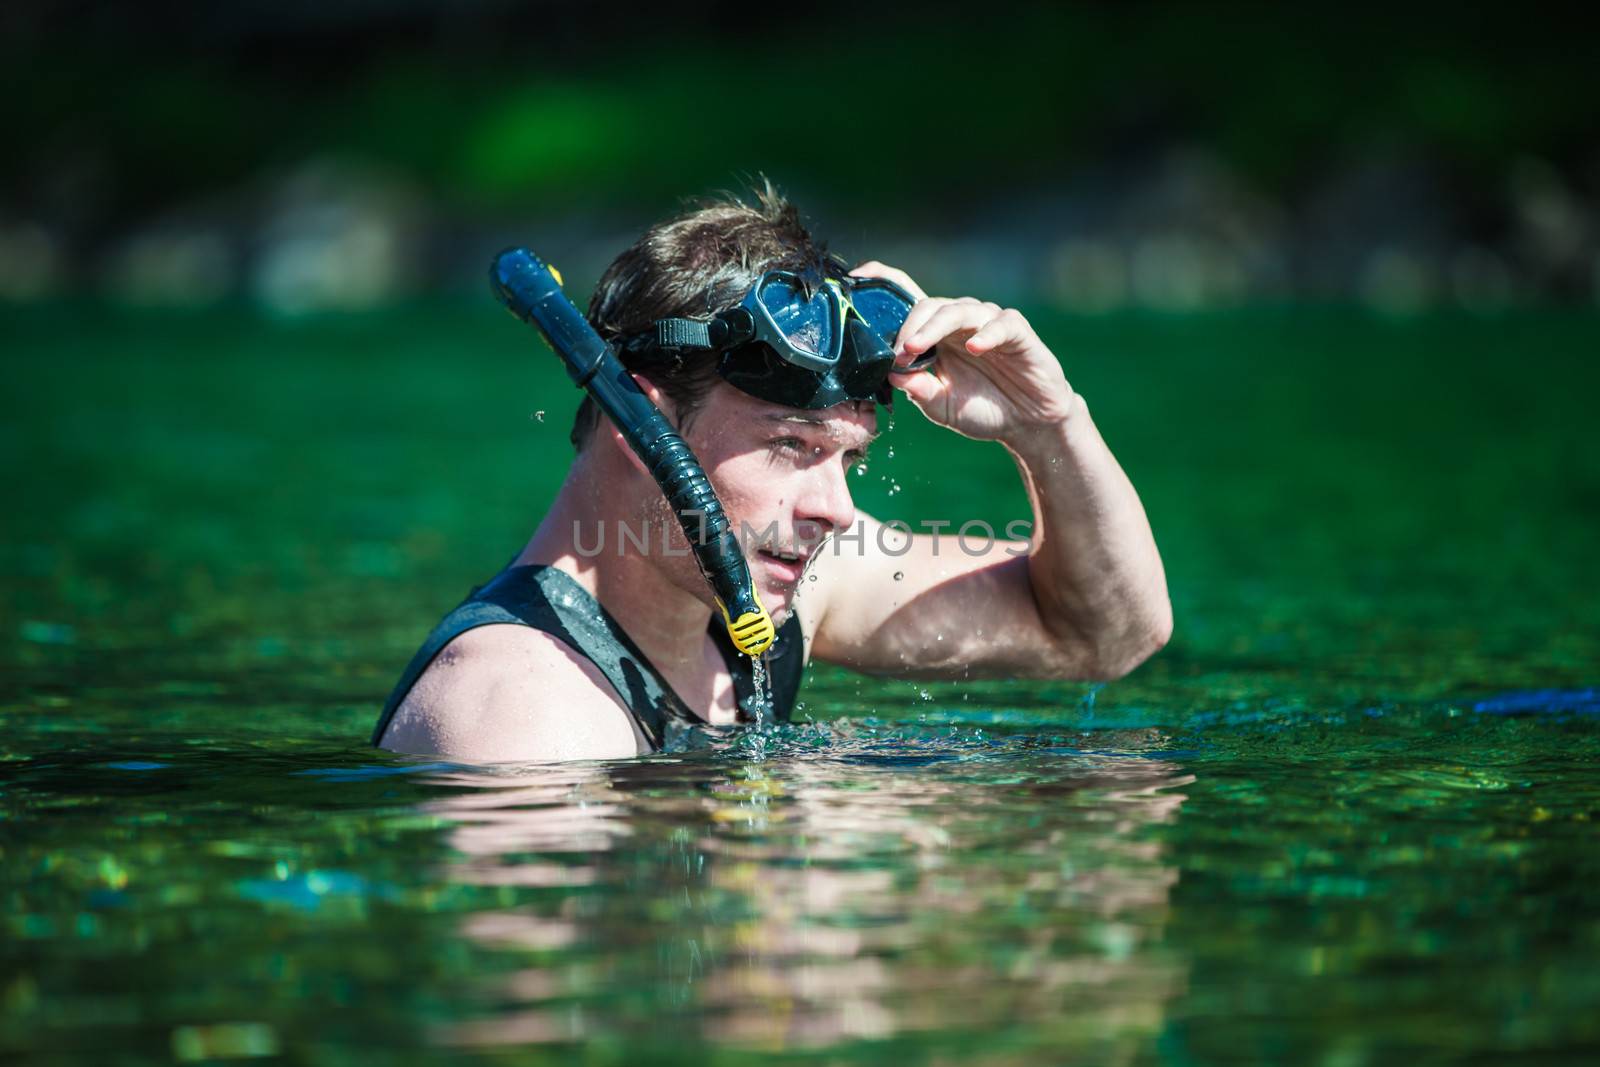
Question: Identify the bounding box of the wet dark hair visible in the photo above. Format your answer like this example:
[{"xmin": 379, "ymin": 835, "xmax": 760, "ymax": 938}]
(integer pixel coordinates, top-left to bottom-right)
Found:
[{"xmin": 572, "ymin": 177, "xmax": 842, "ymax": 451}]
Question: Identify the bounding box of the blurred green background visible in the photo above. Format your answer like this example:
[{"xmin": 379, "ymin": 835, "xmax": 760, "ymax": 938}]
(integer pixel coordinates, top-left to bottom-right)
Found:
[{"xmin": 4, "ymin": 2, "xmax": 1598, "ymax": 311}]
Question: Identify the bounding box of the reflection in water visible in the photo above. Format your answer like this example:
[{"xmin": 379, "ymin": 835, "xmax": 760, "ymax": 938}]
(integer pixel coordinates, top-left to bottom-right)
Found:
[
  {"xmin": 10, "ymin": 708, "xmax": 1591, "ymax": 1062},
  {"xmin": 421, "ymin": 725, "xmax": 1193, "ymax": 1058}
]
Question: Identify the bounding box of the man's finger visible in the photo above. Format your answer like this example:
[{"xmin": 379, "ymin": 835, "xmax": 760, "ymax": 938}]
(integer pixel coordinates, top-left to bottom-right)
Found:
[
  {"xmin": 889, "ymin": 361, "xmax": 948, "ymax": 413},
  {"xmin": 849, "ymin": 261, "xmax": 929, "ymax": 301},
  {"xmin": 893, "ymin": 296, "xmax": 955, "ymax": 358},
  {"xmin": 902, "ymin": 302, "xmax": 1000, "ymax": 356},
  {"xmin": 898, "ymin": 298, "xmax": 988, "ymax": 353},
  {"xmin": 965, "ymin": 307, "xmax": 1028, "ymax": 354}
]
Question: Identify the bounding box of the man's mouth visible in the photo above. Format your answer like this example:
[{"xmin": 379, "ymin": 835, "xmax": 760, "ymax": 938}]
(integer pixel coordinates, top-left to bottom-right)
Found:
[{"xmin": 757, "ymin": 548, "xmax": 809, "ymax": 583}]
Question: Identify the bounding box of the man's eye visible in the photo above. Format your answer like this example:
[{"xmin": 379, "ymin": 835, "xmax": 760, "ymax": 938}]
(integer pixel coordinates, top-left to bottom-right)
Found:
[{"xmin": 771, "ymin": 437, "xmax": 804, "ymax": 452}]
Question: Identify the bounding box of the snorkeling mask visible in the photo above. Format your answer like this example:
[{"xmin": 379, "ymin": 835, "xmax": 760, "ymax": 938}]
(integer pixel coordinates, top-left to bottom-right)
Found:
[{"xmin": 618, "ymin": 265, "xmax": 934, "ymax": 409}]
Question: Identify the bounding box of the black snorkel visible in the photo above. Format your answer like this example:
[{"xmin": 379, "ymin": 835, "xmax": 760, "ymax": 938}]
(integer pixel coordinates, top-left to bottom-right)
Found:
[{"xmin": 490, "ymin": 248, "xmax": 776, "ymax": 658}]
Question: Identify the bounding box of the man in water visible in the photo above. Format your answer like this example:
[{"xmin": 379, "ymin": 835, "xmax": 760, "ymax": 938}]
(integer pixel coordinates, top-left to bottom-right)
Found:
[{"xmin": 373, "ymin": 186, "xmax": 1171, "ymax": 760}]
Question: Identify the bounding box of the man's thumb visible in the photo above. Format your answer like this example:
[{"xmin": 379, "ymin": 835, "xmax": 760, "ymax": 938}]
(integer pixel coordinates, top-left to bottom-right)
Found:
[{"xmin": 889, "ymin": 368, "xmax": 946, "ymax": 413}]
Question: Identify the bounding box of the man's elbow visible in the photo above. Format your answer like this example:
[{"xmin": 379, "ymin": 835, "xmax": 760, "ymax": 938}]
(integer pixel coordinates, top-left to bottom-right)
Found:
[{"xmin": 1080, "ymin": 602, "xmax": 1173, "ymax": 681}]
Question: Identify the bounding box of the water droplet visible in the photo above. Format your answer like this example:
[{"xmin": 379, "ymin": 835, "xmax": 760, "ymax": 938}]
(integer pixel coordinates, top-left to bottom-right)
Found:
[
  {"xmin": 532, "ymin": 410, "xmax": 546, "ymax": 422},
  {"xmin": 808, "ymin": 573, "xmax": 817, "ymax": 582},
  {"xmin": 892, "ymin": 571, "xmax": 903, "ymax": 581}
]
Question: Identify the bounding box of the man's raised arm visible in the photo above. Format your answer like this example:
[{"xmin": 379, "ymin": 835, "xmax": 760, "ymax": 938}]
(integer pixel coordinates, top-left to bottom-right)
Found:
[{"xmin": 808, "ymin": 263, "xmax": 1170, "ymax": 682}]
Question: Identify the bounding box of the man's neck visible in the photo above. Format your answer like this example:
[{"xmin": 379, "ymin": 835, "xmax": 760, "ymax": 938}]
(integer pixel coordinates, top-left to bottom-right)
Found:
[{"xmin": 510, "ymin": 450, "xmax": 722, "ymax": 685}]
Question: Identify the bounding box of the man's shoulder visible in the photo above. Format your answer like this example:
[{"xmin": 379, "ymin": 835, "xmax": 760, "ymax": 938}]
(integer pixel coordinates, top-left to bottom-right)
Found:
[{"xmin": 379, "ymin": 623, "xmax": 641, "ymax": 762}]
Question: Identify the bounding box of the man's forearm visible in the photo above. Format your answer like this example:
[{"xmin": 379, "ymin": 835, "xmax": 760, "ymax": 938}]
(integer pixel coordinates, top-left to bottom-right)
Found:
[{"xmin": 1003, "ymin": 392, "xmax": 1172, "ymax": 678}]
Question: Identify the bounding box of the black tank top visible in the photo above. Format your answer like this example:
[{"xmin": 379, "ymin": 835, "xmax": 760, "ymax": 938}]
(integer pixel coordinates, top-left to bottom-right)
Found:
[{"xmin": 371, "ymin": 564, "xmax": 806, "ymax": 753}]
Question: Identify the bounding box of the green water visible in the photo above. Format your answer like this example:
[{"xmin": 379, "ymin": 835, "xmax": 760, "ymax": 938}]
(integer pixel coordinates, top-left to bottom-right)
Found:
[{"xmin": 3, "ymin": 304, "xmax": 1598, "ymax": 1064}]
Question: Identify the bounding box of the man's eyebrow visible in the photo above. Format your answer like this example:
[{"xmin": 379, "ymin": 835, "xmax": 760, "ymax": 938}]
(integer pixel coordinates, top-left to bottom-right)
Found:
[{"xmin": 762, "ymin": 412, "xmax": 881, "ymax": 443}]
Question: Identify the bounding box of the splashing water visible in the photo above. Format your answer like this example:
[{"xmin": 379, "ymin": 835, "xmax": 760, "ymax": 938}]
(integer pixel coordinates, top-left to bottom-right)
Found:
[{"xmin": 745, "ymin": 654, "xmax": 775, "ymax": 727}]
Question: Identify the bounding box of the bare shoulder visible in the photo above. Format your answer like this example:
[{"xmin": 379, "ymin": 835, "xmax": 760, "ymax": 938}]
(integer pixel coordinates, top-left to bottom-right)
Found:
[{"xmin": 378, "ymin": 623, "xmax": 642, "ymax": 762}]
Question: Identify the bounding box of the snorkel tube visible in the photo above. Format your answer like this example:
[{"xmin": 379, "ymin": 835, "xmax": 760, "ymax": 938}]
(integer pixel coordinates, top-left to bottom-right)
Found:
[{"xmin": 490, "ymin": 248, "xmax": 776, "ymax": 658}]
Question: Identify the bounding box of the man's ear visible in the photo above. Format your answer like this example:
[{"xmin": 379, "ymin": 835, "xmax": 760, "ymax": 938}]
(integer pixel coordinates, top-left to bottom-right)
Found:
[
  {"xmin": 605, "ymin": 373, "xmax": 678, "ymax": 477},
  {"xmin": 631, "ymin": 373, "xmax": 679, "ymax": 427}
]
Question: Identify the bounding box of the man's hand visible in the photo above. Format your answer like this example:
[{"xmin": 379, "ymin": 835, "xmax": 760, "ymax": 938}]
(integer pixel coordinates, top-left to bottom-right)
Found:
[{"xmin": 849, "ymin": 261, "xmax": 1079, "ymax": 442}]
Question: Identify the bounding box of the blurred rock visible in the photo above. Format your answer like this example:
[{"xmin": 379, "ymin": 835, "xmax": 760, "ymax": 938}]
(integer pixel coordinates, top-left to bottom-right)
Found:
[
  {"xmin": 45, "ymin": 143, "xmax": 1600, "ymax": 313},
  {"xmin": 1048, "ymin": 240, "xmax": 1127, "ymax": 314},
  {"xmin": 1130, "ymin": 235, "xmax": 1245, "ymax": 312},
  {"xmin": 1115, "ymin": 148, "xmax": 1286, "ymax": 307},
  {"xmin": 103, "ymin": 228, "xmax": 233, "ymax": 307},
  {"xmin": 0, "ymin": 222, "xmax": 62, "ymax": 301},
  {"xmin": 982, "ymin": 148, "xmax": 1286, "ymax": 312},
  {"xmin": 1359, "ymin": 246, "xmax": 1439, "ymax": 315},
  {"xmin": 1301, "ymin": 157, "xmax": 1454, "ymax": 300},
  {"xmin": 250, "ymin": 157, "xmax": 426, "ymax": 315},
  {"xmin": 1510, "ymin": 156, "xmax": 1591, "ymax": 289}
]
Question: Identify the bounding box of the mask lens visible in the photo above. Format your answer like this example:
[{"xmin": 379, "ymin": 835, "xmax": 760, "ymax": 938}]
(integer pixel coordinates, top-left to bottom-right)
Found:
[
  {"xmin": 758, "ymin": 276, "xmax": 835, "ymax": 362},
  {"xmin": 848, "ymin": 282, "xmax": 915, "ymax": 345}
]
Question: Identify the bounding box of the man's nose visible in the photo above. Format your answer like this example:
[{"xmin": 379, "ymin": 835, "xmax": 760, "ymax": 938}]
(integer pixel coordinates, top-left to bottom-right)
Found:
[{"xmin": 795, "ymin": 460, "xmax": 857, "ymax": 542}]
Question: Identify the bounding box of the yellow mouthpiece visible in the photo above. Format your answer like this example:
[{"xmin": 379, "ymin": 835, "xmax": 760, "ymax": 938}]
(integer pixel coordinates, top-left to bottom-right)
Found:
[{"xmin": 720, "ymin": 601, "xmax": 776, "ymax": 657}]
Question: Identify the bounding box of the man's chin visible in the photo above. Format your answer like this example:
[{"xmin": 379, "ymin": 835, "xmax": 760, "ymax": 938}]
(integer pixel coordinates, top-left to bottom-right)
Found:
[{"xmin": 755, "ymin": 580, "xmax": 796, "ymax": 625}]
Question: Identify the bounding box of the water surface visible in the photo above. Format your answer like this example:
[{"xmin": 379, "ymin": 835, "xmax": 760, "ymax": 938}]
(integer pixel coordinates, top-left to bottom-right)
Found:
[{"xmin": 3, "ymin": 305, "xmax": 1597, "ymax": 1063}]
